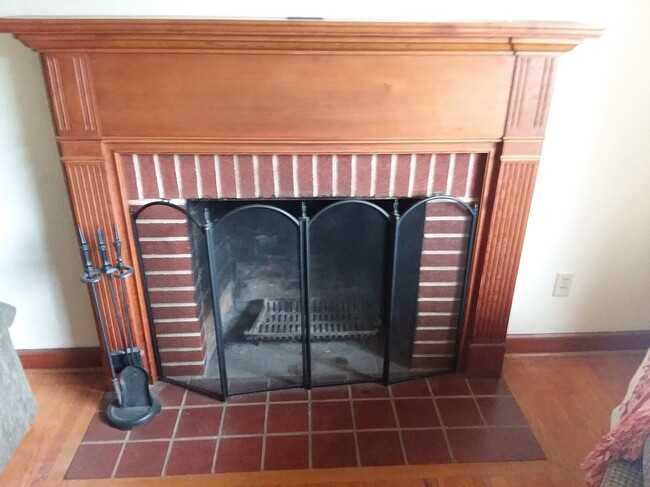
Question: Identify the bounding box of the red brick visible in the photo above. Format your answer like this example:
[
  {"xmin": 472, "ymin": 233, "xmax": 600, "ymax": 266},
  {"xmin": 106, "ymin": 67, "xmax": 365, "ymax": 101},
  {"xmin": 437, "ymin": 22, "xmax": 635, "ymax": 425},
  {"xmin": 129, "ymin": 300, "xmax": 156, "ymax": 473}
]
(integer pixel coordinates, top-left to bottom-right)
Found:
[
  {"xmin": 422, "ymin": 236, "xmax": 467, "ymax": 252},
  {"xmin": 420, "ymin": 253, "xmax": 467, "ymax": 268},
  {"xmin": 374, "ymin": 154, "xmax": 392, "ymax": 197},
  {"xmin": 355, "ymin": 154, "xmax": 372, "ymax": 197},
  {"xmin": 418, "ymin": 285, "xmax": 463, "ymax": 299},
  {"xmin": 414, "ymin": 328, "xmax": 457, "ymax": 342},
  {"xmin": 159, "ymin": 349, "xmax": 206, "ymax": 363},
  {"xmin": 336, "ymin": 154, "xmax": 352, "ymax": 197},
  {"xmin": 425, "ymin": 201, "xmax": 470, "ymax": 217},
  {"xmin": 139, "ymin": 240, "xmax": 191, "ymax": 255},
  {"xmin": 152, "ymin": 304, "xmax": 198, "ymax": 321},
  {"xmin": 257, "ymin": 155, "xmax": 275, "ymax": 197},
  {"xmin": 420, "ymin": 269, "xmax": 462, "ymax": 282},
  {"xmin": 161, "ymin": 363, "xmax": 206, "ymax": 376},
  {"xmin": 122, "ymin": 154, "xmax": 140, "ymax": 200},
  {"xmin": 468, "ymin": 153, "xmax": 487, "ymax": 199},
  {"xmin": 410, "ymin": 356, "xmax": 454, "ymax": 369},
  {"xmin": 450, "ymin": 153, "xmax": 470, "ymax": 197},
  {"xmin": 149, "ymin": 288, "xmax": 196, "ymax": 303},
  {"xmin": 145, "ymin": 272, "xmax": 194, "ymax": 288},
  {"xmin": 141, "ymin": 257, "xmax": 193, "ymax": 273},
  {"xmin": 137, "ymin": 154, "xmax": 159, "ymax": 199},
  {"xmin": 412, "ymin": 342, "xmax": 456, "ymax": 356},
  {"xmin": 179, "ymin": 154, "xmax": 199, "ymax": 198},
  {"xmin": 236, "ymin": 154, "xmax": 256, "ymax": 198},
  {"xmin": 199, "ymin": 154, "xmax": 217, "ymax": 198},
  {"xmin": 218, "ymin": 154, "xmax": 237, "ymax": 198},
  {"xmin": 424, "ymin": 219, "xmax": 470, "ymax": 234},
  {"xmin": 157, "ymin": 154, "xmax": 180, "ymax": 199},
  {"xmin": 432, "ymin": 153, "xmax": 450, "ymax": 194},
  {"xmin": 418, "ymin": 300, "xmax": 460, "ymax": 313},
  {"xmin": 154, "ymin": 321, "xmax": 202, "ymax": 335},
  {"xmin": 316, "ymin": 154, "xmax": 333, "ymax": 196},
  {"xmin": 135, "ymin": 222, "xmax": 189, "ymax": 238},
  {"xmin": 393, "ymin": 154, "xmax": 412, "ymax": 196},
  {"xmin": 277, "ymin": 154, "xmax": 294, "ymax": 197},
  {"xmin": 412, "ymin": 153, "xmax": 434, "ymax": 197},
  {"xmin": 417, "ymin": 314, "xmax": 458, "ymax": 328},
  {"xmin": 297, "ymin": 154, "xmax": 314, "ymax": 197},
  {"xmin": 157, "ymin": 334, "xmax": 203, "ymax": 349}
]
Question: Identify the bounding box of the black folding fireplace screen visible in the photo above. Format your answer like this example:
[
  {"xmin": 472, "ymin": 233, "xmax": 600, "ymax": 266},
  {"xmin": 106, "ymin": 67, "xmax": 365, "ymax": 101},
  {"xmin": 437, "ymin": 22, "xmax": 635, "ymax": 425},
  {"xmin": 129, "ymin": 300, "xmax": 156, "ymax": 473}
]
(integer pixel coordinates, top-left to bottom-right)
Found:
[{"xmin": 133, "ymin": 197, "xmax": 477, "ymax": 401}]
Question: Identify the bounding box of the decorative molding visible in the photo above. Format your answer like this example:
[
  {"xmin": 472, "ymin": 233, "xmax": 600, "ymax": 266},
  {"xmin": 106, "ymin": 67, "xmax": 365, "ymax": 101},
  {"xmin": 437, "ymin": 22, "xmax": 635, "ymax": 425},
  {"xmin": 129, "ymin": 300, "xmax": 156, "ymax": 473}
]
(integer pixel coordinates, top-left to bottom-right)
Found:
[
  {"xmin": 72, "ymin": 54, "xmax": 97, "ymax": 133},
  {"xmin": 506, "ymin": 55, "xmax": 557, "ymax": 136},
  {"xmin": 0, "ymin": 19, "xmax": 602, "ymax": 53},
  {"xmin": 506, "ymin": 331, "xmax": 650, "ymax": 354},
  {"xmin": 43, "ymin": 55, "xmax": 70, "ymax": 133},
  {"xmin": 18, "ymin": 347, "xmax": 101, "ymax": 369}
]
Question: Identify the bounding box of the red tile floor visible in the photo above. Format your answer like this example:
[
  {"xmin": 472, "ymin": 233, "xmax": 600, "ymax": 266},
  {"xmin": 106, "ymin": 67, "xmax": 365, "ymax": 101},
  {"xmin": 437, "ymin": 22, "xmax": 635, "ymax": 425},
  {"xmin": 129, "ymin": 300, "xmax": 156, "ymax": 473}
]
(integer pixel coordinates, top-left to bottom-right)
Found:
[{"xmin": 66, "ymin": 375, "xmax": 545, "ymax": 479}]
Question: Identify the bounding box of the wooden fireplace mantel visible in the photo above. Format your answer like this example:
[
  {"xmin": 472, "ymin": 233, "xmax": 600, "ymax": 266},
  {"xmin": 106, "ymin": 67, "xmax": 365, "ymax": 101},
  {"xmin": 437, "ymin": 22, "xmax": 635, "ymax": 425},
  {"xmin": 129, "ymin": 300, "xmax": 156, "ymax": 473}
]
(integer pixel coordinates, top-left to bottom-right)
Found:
[{"xmin": 0, "ymin": 18, "xmax": 602, "ymax": 380}]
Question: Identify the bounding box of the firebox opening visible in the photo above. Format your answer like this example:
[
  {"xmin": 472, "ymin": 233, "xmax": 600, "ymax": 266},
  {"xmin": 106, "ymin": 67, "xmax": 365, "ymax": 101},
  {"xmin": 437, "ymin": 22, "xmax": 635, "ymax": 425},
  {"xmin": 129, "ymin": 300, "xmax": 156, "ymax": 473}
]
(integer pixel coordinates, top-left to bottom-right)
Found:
[{"xmin": 134, "ymin": 196, "xmax": 476, "ymax": 401}]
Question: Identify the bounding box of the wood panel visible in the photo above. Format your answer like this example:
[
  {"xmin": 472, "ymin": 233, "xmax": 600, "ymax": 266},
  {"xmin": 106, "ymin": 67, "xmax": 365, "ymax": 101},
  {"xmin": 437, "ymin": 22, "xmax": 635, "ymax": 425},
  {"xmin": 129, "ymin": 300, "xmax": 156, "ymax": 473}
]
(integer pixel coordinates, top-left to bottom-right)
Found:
[{"xmin": 90, "ymin": 53, "xmax": 513, "ymax": 140}]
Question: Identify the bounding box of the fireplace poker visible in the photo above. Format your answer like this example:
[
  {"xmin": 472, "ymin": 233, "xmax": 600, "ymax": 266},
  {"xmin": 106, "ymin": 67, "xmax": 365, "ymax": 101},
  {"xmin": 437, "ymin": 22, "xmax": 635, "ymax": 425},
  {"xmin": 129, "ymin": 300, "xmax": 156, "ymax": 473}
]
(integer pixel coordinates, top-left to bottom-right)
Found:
[
  {"xmin": 78, "ymin": 228, "xmax": 122, "ymax": 406},
  {"xmin": 97, "ymin": 229, "xmax": 129, "ymax": 353},
  {"xmin": 111, "ymin": 224, "xmax": 139, "ymax": 367}
]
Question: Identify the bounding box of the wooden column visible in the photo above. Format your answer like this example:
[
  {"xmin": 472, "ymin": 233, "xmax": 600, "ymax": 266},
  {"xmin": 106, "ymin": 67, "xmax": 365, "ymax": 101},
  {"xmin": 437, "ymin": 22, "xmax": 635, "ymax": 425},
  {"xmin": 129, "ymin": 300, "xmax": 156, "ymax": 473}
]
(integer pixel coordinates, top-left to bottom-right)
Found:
[
  {"xmin": 42, "ymin": 52, "xmax": 157, "ymax": 380},
  {"xmin": 463, "ymin": 54, "xmax": 558, "ymax": 376}
]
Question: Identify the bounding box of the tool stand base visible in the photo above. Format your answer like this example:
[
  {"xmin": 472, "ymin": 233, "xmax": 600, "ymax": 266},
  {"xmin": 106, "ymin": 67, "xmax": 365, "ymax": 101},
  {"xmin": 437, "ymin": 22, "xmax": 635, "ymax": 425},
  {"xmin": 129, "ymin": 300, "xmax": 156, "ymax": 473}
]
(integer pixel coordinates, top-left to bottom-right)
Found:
[{"xmin": 106, "ymin": 397, "xmax": 161, "ymax": 430}]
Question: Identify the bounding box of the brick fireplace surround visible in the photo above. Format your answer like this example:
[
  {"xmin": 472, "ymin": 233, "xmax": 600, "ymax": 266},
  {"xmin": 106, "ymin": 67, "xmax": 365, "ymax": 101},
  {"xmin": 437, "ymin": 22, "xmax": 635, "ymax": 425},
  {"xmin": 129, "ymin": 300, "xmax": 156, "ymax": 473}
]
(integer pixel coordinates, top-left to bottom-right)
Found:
[{"xmin": 0, "ymin": 18, "xmax": 601, "ymax": 383}]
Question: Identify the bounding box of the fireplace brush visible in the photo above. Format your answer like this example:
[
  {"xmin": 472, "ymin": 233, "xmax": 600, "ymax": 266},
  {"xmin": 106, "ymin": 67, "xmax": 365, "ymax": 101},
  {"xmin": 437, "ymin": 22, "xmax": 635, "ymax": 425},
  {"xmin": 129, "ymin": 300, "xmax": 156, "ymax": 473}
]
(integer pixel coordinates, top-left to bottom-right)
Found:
[{"xmin": 78, "ymin": 226, "xmax": 160, "ymax": 430}]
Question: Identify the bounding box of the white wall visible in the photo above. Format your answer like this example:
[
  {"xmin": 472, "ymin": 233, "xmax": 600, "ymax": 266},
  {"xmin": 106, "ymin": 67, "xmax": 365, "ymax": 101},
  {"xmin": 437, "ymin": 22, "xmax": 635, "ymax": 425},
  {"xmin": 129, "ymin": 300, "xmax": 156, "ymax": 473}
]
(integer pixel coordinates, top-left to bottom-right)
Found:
[{"xmin": 0, "ymin": 1, "xmax": 647, "ymax": 348}]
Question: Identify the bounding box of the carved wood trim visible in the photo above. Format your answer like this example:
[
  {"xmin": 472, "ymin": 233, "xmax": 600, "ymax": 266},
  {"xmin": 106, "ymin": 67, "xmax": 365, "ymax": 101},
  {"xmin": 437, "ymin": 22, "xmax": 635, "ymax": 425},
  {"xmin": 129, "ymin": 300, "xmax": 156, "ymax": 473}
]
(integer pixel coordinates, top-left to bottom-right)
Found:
[{"xmin": 42, "ymin": 53, "xmax": 100, "ymax": 138}]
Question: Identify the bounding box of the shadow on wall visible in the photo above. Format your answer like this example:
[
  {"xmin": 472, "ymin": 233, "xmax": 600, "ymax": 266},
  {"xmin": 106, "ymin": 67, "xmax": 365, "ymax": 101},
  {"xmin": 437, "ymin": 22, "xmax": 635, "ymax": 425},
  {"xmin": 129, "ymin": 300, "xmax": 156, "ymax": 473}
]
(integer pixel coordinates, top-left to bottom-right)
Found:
[{"xmin": 0, "ymin": 35, "xmax": 97, "ymax": 348}]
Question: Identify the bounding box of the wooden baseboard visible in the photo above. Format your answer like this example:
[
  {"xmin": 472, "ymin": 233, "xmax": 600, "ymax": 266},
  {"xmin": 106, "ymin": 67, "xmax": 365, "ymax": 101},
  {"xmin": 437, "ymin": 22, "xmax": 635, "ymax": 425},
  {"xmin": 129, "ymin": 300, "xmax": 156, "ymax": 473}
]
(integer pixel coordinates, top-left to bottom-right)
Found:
[
  {"xmin": 506, "ymin": 330, "xmax": 650, "ymax": 354},
  {"xmin": 18, "ymin": 347, "xmax": 102, "ymax": 369}
]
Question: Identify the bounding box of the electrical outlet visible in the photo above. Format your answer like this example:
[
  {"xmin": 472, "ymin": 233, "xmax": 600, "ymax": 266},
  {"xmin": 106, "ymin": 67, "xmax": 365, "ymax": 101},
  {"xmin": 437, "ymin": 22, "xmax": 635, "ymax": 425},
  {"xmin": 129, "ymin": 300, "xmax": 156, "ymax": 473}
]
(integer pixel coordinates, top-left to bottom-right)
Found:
[{"xmin": 552, "ymin": 273, "xmax": 574, "ymax": 297}]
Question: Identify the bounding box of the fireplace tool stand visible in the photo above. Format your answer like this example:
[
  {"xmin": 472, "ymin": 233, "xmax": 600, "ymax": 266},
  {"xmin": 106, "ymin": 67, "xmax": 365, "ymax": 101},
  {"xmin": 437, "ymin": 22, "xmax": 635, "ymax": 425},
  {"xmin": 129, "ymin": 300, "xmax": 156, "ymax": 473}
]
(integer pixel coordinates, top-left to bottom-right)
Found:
[{"xmin": 78, "ymin": 227, "xmax": 160, "ymax": 430}]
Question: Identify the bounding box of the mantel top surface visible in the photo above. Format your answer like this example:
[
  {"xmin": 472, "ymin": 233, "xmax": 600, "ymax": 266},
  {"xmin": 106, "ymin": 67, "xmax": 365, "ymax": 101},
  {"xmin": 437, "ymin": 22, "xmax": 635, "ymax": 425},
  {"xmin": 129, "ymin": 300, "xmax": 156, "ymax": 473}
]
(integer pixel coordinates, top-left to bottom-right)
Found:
[{"xmin": 0, "ymin": 17, "xmax": 602, "ymax": 53}]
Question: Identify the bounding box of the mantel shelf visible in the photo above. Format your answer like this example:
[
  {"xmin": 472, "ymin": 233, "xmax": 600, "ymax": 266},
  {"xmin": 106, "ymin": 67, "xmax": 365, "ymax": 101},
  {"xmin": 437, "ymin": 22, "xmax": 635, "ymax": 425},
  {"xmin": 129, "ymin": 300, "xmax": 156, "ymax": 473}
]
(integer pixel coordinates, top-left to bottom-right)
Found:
[{"xmin": 0, "ymin": 18, "xmax": 603, "ymax": 53}]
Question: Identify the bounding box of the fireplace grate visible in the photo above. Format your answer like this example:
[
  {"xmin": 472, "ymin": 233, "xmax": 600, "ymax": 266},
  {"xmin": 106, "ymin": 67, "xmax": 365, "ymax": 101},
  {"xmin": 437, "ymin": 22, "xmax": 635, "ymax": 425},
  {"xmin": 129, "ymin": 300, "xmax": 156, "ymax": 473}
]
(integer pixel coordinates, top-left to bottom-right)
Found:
[{"xmin": 244, "ymin": 298, "xmax": 379, "ymax": 342}]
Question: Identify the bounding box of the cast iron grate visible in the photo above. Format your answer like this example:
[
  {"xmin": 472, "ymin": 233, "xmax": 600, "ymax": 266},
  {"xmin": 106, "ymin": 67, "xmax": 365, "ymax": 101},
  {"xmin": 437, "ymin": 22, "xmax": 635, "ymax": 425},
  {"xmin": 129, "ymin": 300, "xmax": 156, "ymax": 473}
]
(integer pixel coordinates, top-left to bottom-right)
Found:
[{"xmin": 245, "ymin": 298, "xmax": 379, "ymax": 342}]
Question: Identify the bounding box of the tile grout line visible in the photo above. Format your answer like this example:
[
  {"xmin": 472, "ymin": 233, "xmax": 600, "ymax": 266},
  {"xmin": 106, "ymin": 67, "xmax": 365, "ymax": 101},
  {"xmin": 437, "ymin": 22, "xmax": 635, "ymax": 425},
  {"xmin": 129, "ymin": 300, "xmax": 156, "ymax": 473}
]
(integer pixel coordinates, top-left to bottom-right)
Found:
[
  {"xmin": 260, "ymin": 384, "xmax": 270, "ymax": 471},
  {"xmin": 347, "ymin": 384, "xmax": 361, "ymax": 467},
  {"xmin": 110, "ymin": 429, "xmax": 130, "ymax": 478},
  {"xmin": 211, "ymin": 390, "xmax": 228, "ymax": 474},
  {"xmin": 78, "ymin": 423, "xmax": 530, "ymax": 446},
  {"xmin": 427, "ymin": 379, "xmax": 456, "ymax": 463},
  {"xmin": 388, "ymin": 385, "xmax": 409, "ymax": 465},
  {"xmin": 161, "ymin": 388, "xmax": 187, "ymax": 476}
]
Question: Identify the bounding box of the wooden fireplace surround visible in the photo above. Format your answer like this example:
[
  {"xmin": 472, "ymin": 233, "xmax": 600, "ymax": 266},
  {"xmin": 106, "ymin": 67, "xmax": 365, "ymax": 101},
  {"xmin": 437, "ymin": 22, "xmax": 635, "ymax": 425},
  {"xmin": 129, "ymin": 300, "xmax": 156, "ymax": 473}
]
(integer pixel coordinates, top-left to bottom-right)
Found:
[{"xmin": 0, "ymin": 18, "xmax": 601, "ymax": 380}]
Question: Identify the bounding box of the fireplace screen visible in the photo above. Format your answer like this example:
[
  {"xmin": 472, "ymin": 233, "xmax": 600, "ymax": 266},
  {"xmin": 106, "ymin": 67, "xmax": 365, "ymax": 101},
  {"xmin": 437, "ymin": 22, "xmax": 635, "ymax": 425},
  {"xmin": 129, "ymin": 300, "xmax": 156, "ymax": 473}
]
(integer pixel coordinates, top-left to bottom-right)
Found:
[{"xmin": 133, "ymin": 196, "xmax": 477, "ymax": 401}]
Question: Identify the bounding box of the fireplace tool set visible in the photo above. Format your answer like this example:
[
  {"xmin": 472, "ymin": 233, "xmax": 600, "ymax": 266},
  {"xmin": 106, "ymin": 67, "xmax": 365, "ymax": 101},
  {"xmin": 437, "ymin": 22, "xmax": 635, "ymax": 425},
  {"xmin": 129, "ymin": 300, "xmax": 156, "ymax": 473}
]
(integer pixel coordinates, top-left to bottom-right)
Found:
[{"xmin": 78, "ymin": 225, "xmax": 160, "ymax": 429}]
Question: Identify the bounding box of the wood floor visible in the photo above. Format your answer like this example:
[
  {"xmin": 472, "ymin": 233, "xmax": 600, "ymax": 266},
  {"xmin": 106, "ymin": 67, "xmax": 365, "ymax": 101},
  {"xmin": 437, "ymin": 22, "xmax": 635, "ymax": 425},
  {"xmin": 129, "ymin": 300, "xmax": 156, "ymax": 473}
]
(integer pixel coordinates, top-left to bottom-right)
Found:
[{"xmin": 1, "ymin": 351, "xmax": 642, "ymax": 487}]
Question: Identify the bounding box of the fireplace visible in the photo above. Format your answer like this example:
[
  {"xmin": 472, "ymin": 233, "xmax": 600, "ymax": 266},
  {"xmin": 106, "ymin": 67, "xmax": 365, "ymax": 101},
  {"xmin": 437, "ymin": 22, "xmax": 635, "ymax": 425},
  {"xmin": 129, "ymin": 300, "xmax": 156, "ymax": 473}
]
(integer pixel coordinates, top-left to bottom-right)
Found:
[{"xmin": 0, "ymin": 18, "xmax": 602, "ymax": 385}]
